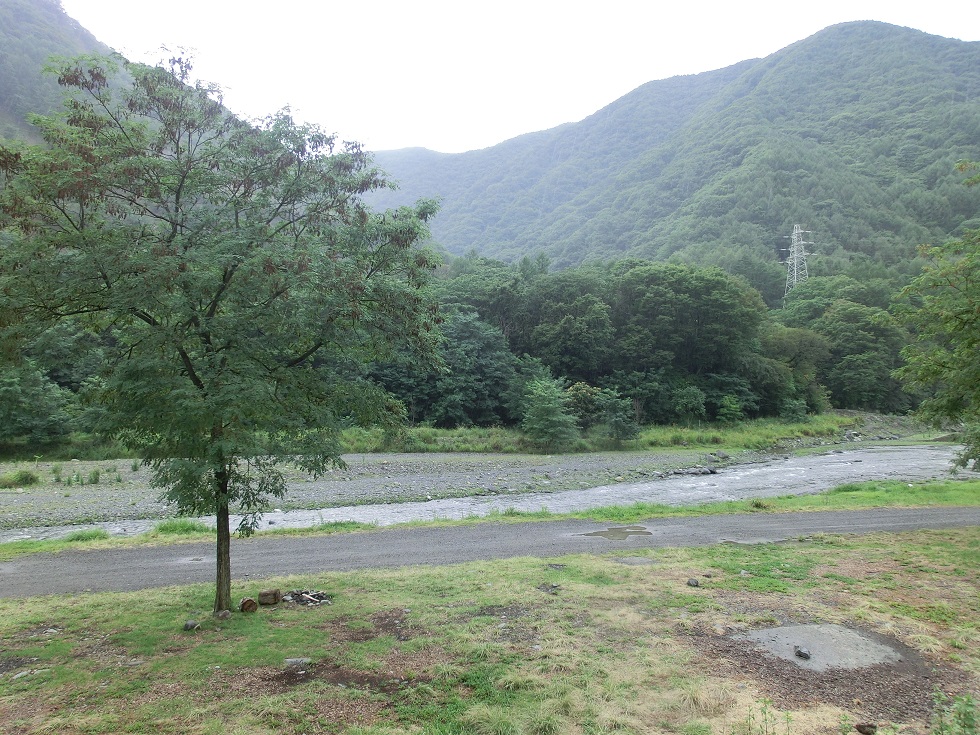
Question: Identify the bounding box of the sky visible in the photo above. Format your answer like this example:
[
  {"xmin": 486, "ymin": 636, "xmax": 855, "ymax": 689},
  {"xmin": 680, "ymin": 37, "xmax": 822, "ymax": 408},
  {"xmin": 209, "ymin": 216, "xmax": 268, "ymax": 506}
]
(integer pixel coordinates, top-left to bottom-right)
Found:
[{"xmin": 58, "ymin": 0, "xmax": 979, "ymax": 154}]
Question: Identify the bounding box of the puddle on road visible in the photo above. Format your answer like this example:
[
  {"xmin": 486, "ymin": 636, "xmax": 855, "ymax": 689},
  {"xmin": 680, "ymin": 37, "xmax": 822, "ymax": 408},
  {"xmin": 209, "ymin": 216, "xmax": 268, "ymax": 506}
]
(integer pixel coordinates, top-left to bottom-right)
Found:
[{"xmin": 578, "ymin": 525, "xmax": 652, "ymax": 540}]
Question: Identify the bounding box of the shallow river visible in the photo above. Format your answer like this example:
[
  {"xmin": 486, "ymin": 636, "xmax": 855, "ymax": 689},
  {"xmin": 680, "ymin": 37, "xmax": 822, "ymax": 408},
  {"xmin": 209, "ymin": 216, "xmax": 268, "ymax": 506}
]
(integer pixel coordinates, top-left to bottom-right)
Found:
[{"xmin": 0, "ymin": 444, "xmax": 965, "ymax": 542}]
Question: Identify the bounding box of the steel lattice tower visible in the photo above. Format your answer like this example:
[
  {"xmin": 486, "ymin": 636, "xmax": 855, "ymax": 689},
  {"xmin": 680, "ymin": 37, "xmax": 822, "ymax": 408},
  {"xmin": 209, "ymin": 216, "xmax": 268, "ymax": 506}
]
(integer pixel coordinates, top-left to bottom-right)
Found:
[{"xmin": 783, "ymin": 224, "xmax": 813, "ymax": 296}]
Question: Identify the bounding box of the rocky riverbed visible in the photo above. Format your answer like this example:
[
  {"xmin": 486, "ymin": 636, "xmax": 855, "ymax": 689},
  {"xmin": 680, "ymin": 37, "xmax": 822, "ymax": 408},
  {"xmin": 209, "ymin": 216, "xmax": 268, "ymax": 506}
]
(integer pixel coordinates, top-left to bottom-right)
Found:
[
  {"xmin": 1, "ymin": 442, "xmax": 968, "ymax": 543},
  {"xmin": 0, "ymin": 412, "xmax": 957, "ymax": 541},
  {"xmin": 0, "ymin": 448, "xmax": 726, "ymax": 531}
]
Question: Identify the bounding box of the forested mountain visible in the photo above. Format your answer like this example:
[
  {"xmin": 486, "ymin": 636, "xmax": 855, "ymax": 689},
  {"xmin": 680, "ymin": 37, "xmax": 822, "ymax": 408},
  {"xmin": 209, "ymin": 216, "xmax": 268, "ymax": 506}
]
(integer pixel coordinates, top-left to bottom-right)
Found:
[
  {"xmin": 0, "ymin": 6, "xmax": 976, "ymax": 443},
  {"xmin": 372, "ymin": 22, "xmax": 980, "ymax": 302},
  {"xmin": 0, "ymin": 0, "xmax": 108, "ymax": 142},
  {"xmin": 3, "ymin": 7, "xmax": 977, "ymax": 301}
]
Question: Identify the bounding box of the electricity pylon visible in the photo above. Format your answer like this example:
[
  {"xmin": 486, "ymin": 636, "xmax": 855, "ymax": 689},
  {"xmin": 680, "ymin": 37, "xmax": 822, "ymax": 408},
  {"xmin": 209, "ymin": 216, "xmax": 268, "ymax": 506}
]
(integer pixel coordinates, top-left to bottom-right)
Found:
[{"xmin": 783, "ymin": 224, "xmax": 813, "ymax": 296}]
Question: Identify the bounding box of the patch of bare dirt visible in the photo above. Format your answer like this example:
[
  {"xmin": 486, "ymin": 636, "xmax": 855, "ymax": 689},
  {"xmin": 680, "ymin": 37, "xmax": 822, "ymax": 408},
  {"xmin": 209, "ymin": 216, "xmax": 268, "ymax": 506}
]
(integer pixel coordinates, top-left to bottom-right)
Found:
[
  {"xmin": 0, "ymin": 656, "xmax": 35, "ymax": 674},
  {"xmin": 369, "ymin": 608, "xmax": 416, "ymax": 641},
  {"xmin": 309, "ymin": 695, "xmax": 388, "ymax": 729},
  {"xmin": 214, "ymin": 662, "xmax": 399, "ymax": 697},
  {"xmin": 684, "ymin": 624, "xmax": 972, "ymax": 726},
  {"xmin": 318, "ymin": 607, "xmax": 420, "ymax": 643},
  {"xmin": 130, "ymin": 680, "xmax": 198, "ymax": 707},
  {"xmin": 474, "ymin": 604, "xmax": 531, "ymax": 619},
  {"xmin": 0, "ymin": 698, "xmax": 61, "ymax": 735},
  {"xmin": 214, "ymin": 643, "xmax": 444, "ymax": 697},
  {"xmin": 812, "ymin": 557, "xmax": 906, "ymax": 581}
]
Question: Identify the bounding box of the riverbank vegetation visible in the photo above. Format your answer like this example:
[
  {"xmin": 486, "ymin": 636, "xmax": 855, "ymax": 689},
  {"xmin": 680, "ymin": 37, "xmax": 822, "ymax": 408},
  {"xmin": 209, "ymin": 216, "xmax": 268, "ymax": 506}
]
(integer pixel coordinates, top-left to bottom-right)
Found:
[{"xmin": 0, "ymin": 410, "xmax": 924, "ymax": 462}]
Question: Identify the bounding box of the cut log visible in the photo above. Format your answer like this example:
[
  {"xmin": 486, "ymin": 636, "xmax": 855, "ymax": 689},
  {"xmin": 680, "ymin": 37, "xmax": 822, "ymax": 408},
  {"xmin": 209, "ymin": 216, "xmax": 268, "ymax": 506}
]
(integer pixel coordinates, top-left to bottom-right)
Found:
[{"xmin": 258, "ymin": 589, "xmax": 282, "ymax": 605}]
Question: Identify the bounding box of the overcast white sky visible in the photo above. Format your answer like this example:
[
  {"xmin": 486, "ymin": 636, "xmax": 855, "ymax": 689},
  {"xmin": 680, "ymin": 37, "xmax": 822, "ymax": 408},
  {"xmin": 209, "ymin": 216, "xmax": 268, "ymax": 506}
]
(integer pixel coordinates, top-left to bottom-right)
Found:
[{"xmin": 58, "ymin": 0, "xmax": 979, "ymax": 153}]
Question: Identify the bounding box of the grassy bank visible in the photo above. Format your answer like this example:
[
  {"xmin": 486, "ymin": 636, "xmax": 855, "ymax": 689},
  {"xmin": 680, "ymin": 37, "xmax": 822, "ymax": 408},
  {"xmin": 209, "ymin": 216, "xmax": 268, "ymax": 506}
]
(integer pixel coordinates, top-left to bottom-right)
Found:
[
  {"xmin": 1, "ymin": 528, "xmax": 977, "ymax": 734},
  {"xmin": 340, "ymin": 413, "xmax": 869, "ymax": 454},
  {"xmin": 3, "ymin": 412, "xmax": 907, "ymax": 461}
]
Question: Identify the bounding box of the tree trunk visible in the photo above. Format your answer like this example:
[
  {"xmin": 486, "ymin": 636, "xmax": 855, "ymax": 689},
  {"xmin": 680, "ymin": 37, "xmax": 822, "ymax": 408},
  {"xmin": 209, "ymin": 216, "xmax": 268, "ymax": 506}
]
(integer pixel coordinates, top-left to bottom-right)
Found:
[{"xmin": 214, "ymin": 468, "xmax": 232, "ymax": 614}]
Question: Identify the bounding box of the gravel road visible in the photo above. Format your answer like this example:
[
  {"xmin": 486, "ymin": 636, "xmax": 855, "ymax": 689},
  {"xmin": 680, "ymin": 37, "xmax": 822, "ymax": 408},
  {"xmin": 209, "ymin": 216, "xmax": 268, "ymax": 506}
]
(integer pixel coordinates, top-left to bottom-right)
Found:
[{"xmin": 2, "ymin": 506, "xmax": 979, "ymax": 598}]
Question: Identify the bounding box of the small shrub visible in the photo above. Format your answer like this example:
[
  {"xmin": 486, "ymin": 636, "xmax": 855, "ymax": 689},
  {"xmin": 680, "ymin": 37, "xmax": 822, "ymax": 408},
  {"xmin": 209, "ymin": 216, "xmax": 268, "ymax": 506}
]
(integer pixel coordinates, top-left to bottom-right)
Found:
[
  {"xmin": 717, "ymin": 394, "xmax": 744, "ymax": 424},
  {"xmin": 152, "ymin": 518, "xmax": 212, "ymax": 535},
  {"xmin": 931, "ymin": 691, "xmax": 977, "ymax": 734},
  {"xmin": 780, "ymin": 398, "xmax": 810, "ymax": 423},
  {"xmin": 64, "ymin": 529, "xmax": 110, "ymax": 542},
  {"xmin": 0, "ymin": 469, "xmax": 40, "ymax": 488},
  {"xmin": 87, "ymin": 469, "xmax": 100, "ymax": 484}
]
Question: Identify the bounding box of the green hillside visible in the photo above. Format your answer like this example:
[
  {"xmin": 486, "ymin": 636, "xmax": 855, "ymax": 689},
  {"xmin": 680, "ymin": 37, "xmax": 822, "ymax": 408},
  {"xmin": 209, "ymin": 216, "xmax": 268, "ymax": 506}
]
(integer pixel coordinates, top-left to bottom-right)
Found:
[
  {"xmin": 4, "ymin": 10, "xmax": 976, "ymax": 301},
  {"xmin": 373, "ymin": 22, "xmax": 980, "ymax": 300},
  {"xmin": 0, "ymin": 0, "xmax": 108, "ymax": 142}
]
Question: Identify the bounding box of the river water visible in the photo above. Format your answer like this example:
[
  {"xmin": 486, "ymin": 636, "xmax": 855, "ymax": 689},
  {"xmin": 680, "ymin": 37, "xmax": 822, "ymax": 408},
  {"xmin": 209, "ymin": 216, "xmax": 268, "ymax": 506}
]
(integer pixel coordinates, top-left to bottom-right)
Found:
[{"xmin": 1, "ymin": 444, "xmax": 965, "ymax": 543}]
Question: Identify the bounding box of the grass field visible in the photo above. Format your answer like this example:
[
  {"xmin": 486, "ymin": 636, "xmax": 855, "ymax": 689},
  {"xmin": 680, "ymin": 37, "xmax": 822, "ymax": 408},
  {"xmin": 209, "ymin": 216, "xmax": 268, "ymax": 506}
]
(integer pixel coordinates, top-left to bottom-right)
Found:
[{"xmin": 1, "ymin": 477, "xmax": 978, "ymax": 734}]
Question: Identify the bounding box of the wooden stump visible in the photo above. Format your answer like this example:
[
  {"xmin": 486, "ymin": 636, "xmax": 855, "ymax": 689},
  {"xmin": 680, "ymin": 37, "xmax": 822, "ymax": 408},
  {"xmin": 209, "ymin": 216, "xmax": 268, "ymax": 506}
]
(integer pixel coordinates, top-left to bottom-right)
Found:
[{"xmin": 239, "ymin": 597, "xmax": 258, "ymax": 613}]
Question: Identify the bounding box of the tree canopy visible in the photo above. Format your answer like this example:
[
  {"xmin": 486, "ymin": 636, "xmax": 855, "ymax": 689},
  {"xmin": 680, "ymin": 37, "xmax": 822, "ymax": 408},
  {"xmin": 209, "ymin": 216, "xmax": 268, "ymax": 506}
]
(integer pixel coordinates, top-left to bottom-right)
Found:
[
  {"xmin": 0, "ymin": 54, "xmax": 440, "ymax": 612},
  {"xmin": 898, "ymin": 228, "xmax": 980, "ymax": 467}
]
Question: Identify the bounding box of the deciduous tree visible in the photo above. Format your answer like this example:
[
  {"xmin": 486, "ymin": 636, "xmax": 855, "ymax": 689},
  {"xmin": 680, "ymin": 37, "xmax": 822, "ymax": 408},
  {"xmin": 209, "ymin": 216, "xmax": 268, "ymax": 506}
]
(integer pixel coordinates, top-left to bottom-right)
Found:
[{"xmin": 0, "ymin": 55, "xmax": 439, "ymax": 612}]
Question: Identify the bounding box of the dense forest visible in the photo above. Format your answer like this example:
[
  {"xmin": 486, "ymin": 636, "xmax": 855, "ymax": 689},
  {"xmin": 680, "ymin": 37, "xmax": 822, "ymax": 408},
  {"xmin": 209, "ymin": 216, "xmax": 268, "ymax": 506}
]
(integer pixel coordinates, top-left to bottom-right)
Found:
[
  {"xmin": 0, "ymin": 4, "xmax": 977, "ymax": 450},
  {"xmin": 367, "ymin": 255, "xmax": 913, "ymax": 430},
  {"xmin": 3, "ymin": 251, "xmax": 916, "ymax": 447}
]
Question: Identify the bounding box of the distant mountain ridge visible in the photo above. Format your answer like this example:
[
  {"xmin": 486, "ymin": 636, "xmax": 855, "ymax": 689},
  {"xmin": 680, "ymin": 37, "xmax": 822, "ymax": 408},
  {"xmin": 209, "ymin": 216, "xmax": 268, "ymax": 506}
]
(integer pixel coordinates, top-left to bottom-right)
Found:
[
  {"xmin": 2, "ymin": 8, "xmax": 978, "ymax": 297},
  {"xmin": 371, "ymin": 21, "xmax": 980, "ymax": 293},
  {"xmin": 0, "ymin": 0, "xmax": 108, "ymax": 142}
]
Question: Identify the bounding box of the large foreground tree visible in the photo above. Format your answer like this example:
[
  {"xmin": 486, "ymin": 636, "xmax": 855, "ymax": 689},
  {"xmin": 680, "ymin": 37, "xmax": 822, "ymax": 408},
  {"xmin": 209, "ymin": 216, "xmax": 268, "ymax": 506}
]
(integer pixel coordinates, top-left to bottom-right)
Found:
[{"xmin": 0, "ymin": 55, "xmax": 440, "ymax": 612}]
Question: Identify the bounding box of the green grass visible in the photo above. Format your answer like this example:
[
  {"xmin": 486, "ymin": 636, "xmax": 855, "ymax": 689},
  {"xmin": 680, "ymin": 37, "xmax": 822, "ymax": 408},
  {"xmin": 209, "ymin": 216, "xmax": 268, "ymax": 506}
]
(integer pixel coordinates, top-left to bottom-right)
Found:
[
  {"xmin": 62, "ymin": 528, "xmax": 111, "ymax": 542},
  {"xmin": 0, "ymin": 530, "xmax": 977, "ymax": 734},
  {"xmin": 336, "ymin": 413, "xmax": 873, "ymax": 455},
  {"xmin": 637, "ymin": 413, "xmax": 854, "ymax": 450},
  {"xmin": 0, "ymin": 433, "xmax": 136, "ymax": 462},
  {"xmin": 0, "ymin": 468, "xmax": 40, "ymax": 487},
  {"xmin": 425, "ymin": 479, "xmax": 980, "ymax": 527},
  {"xmin": 265, "ymin": 520, "xmax": 379, "ymax": 536},
  {"xmin": 341, "ymin": 425, "xmax": 527, "ymax": 453},
  {"xmin": 151, "ymin": 518, "xmax": 213, "ymax": 536}
]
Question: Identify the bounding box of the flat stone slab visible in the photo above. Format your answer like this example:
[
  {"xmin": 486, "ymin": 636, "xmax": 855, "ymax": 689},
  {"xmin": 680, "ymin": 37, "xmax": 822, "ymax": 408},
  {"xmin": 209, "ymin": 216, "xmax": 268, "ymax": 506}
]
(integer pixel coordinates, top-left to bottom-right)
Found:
[
  {"xmin": 733, "ymin": 623, "xmax": 903, "ymax": 672},
  {"xmin": 613, "ymin": 556, "xmax": 659, "ymax": 566}
]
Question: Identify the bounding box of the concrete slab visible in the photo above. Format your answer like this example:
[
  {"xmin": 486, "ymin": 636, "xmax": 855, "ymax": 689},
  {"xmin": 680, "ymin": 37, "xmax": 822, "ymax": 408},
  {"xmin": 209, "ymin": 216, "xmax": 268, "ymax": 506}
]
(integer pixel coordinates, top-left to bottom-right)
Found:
[{"xmin": 733, "ymin": 623, "xmax": 903, "ymax": 672}]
